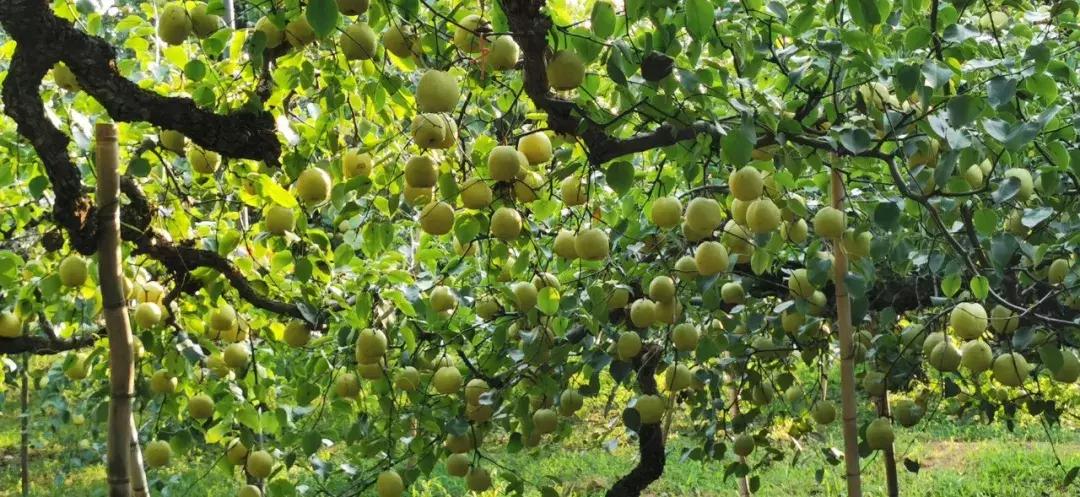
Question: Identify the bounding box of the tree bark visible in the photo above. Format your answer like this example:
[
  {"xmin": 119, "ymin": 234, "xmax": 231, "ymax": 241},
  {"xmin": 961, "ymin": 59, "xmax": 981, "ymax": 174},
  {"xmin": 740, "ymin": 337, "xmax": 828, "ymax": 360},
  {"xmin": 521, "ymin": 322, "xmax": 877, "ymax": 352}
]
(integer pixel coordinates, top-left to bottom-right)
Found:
[
  {"xmin": 605, "ymin": 346, "xmax": 665, "ymax": 497},
  {"xmin": 96, "ymin": 122, "xmax": 135, "ymax": 497},
  {"xmin": 831, "ymin": 168, "xmax": 863, "ymax": 497}
]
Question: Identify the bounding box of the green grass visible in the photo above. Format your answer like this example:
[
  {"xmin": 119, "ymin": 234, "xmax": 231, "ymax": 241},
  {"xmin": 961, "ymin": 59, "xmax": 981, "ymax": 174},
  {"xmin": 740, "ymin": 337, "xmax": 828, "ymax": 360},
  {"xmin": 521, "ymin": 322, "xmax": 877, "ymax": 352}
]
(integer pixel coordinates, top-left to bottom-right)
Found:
[{"xmin": 2, "ymin": 408, "xmax": 1078, "ymax": 497}]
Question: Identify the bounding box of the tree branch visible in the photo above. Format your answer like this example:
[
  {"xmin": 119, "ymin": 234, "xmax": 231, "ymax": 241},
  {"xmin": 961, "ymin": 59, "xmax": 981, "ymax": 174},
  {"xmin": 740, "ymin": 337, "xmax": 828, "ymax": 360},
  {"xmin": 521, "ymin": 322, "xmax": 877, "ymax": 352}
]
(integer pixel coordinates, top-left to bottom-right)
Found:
[{"xmin": 606, "ymin": 344, "xmax": 665, "ymax": 497}]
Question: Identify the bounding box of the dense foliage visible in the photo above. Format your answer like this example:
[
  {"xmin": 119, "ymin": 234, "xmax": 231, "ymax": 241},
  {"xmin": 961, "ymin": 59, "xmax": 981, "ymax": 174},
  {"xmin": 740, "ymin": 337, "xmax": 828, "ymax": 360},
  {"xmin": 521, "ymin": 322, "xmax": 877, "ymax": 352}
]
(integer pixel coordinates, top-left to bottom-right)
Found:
[{"xmin": 1, "ymin": 0, "xmax": 1079, "ymax": 496}]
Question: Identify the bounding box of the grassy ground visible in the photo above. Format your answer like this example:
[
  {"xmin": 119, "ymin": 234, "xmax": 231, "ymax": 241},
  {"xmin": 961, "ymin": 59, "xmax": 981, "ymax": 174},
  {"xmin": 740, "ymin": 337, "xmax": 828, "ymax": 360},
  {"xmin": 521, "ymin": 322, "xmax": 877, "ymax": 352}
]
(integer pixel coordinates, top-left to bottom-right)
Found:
[{"xmin": 2, "ymin": 402, "xmax": 1078, "ymax": 497}]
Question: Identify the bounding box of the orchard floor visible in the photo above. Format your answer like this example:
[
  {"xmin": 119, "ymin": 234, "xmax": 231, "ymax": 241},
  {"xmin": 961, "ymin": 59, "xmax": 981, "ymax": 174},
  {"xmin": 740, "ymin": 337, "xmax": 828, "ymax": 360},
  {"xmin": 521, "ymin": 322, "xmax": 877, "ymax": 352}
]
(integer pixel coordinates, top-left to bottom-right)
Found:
[{"xmin": 1, "ymin": 410, "xmax": 1078, "ymax": 497}]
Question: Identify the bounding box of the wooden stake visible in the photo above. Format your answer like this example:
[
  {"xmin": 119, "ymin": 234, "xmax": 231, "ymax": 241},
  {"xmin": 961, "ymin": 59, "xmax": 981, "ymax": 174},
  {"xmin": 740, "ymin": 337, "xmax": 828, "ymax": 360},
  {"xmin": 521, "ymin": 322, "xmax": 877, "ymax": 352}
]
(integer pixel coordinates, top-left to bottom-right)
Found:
[
  {"xmin": 831, "ymin": 167, "xmax": 863, "ymax": 497},
  {"xmin": 96, "ymin": 122, "xmax": 134, "ymax": 497}
]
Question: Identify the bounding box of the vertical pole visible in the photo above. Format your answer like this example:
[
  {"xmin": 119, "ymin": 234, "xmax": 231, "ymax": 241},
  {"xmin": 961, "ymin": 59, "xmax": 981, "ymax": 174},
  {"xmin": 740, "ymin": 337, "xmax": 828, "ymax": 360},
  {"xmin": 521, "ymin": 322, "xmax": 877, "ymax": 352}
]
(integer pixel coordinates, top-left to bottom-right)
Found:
[
  {"xmin": 20, "ymin": 353, "xmax": 30, "ymax": 497},
  {"xmin": 129, "ymin": 408, "xmax": 149, "ymax": 496},
  {"xmin": 96, "ymin": 122, "xmax": 134, "ymax": 497},
  {"xmin": 729, "ymin": 387, "xmax": 751, "ymax": 497},
  {"xmin": 222, "ymin": 0, "xmax": 235, "ymax": 28},
  {"xmin": 831, "ymin": 167, "xmax": 863, "ymax": 497}
]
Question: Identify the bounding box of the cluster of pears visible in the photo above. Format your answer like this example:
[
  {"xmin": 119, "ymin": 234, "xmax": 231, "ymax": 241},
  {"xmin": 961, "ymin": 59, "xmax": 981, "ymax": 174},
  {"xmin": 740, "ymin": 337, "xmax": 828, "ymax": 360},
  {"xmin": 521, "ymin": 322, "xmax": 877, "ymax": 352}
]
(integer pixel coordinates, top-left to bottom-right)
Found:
[
  {"xmin": 132, "ymin": 280, "xmax": 166, "ymax": 329},
  {"xmin": 157, "ymin": 2, "xmax": 223, "ymax": 45},
  {"xmin": 920, "ymin": 302, "xmax": 1080, "ymax": 385}
]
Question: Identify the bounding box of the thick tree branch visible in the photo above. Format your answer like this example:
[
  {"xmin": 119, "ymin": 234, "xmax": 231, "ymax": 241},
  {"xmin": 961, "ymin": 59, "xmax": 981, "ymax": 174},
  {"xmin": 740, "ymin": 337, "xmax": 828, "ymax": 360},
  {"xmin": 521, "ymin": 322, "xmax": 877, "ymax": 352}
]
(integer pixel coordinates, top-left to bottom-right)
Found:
[
  {"xmin": 0, "ymin": 0, "xmax": 280, "ymax": 165},
  {"xmin": 500, "ymin": 0, "xmax": 721, "ymax": 165},
  {"xmin": 606, "ymin": 344, "xmax": 665, "ymax": 497},
  {"xmin": 0, "ymin": 315, "xmax": 101, "ymax": 356}
]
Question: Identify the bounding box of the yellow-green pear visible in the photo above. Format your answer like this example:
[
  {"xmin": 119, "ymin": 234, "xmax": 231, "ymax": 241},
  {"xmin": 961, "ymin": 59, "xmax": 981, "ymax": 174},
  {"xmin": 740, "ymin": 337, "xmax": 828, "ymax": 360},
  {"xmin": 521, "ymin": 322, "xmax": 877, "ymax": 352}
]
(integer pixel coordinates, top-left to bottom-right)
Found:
[
  {"xmin": 340, "ymin": 22, "xmax": 377, "ymax": 60},
  {"xmin": 158, "ymin": 3, "xmax": 192, "ymax": 46},
  {"xmin": 547, "ymin": 50, "xmax": 586, "ymax": 90},
  {"xmin": 416, "ymin": 70, "xmax": 460, "ymax": 113}
]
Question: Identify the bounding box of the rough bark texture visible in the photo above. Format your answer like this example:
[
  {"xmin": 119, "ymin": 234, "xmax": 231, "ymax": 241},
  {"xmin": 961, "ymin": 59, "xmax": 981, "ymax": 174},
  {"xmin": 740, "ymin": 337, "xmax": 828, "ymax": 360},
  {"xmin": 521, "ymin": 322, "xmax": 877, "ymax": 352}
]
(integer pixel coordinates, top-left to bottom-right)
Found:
[
  {"xmin": 606, "ymin": 345, "xmax": 665, "ymax": 497},
  {"xmin": 0, "ymin": 331, "xmax": 99, "ymax": 355},
  {"xmin": 0, "ymin": 0, "xmax": 278, "ymax": 254},
  {"xmin": 831, "ymin": 169, "xmax": 864, "ymax": 497}
]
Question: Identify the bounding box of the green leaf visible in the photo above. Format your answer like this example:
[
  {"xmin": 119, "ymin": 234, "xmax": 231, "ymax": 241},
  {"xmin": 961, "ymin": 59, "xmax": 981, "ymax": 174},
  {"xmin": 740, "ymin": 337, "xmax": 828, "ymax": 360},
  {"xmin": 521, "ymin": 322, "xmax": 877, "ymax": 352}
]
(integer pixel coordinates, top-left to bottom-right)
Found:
[
  {"xmin": 969, "ymin": 275, "xmax": 989, "ymax": 300},
  {"xmin": 973, "ymin": 209, "xmax": 997, "ymax": 235},
  {"xmin": 873, "ymin": 202, "xmax": 900, "ymax": 229},
  {"xmin": 940, "ymin": 272, "xmax": 961, "ymax": 297},
  {"xmin": 685, "ymin": 0, "xmax": 715, "ymax": 39},
  {"xmin": 605, "ymin": 161, "xmax": 634, "ymax": 194},
  {"xmin": 259, "ymin": 175, "xmax": 299, "ymax": 208},
  {"xmin": 306, "ymin": 0, "xmax": 339, "ymax": 38},
  {"xmin": 538, "ymin": 287, "xmax": 560, "ymax": 315},
  {"xmin": 590, "ymin": 0, "xmax": 616, "ymax": 39},
  {"xmin": 903, "ymin": 26, "xmax": 931, "ymax": 50},
  {"xmin": 184, "ymin": 60, "xmax": 207, "ymax": 81},
  {"xmin": 947, "ymin": 94, "xmax": 981, "ymax": 128}
]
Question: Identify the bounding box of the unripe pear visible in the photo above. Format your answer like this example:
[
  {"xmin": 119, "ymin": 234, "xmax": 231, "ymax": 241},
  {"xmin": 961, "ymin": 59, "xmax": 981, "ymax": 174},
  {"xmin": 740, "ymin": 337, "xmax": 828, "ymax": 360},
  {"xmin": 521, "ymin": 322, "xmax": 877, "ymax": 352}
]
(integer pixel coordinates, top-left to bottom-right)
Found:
[
  {"xmin": 187, "ymin": 147, "xmax": 221, "ymax": 174},
  {"xmin": 295, "ymin": 168, "xmax": 332, "ymax": 206},
  {"xmin": 283, "ymin": 320, "xmax": 311, "ymax": 347},
  {"xmin": 487, "ymin": 35, "xmax": 521, "ymax": 70},
  {"xmin": 150, "ymin": 369, "xmax": 177, "ymax": 394},
  {"xmin": 419, "ymin": 201, "xmax": 454, "ymax": 235},
  {"xmin": 383, "ymin": 24, "xmax": 420, "ymax": 58},
  {"xmin": 575, "ymin": 228, "xmax": 609, "ymax": 261},
  {"xmin": 783, "ymin": 219, "xmax": 808, "ymax": 243},
  {"xmin": 866, "ymin": 418, "xmax": 894, "ymax": 450},
  {"xmin": 929, "ymin": 341, "xmax": 961, "ymax": 372},
  {"xmin": 490, "ymin": 207, "xmax": 523, "ymax": 241},
  {"xmin": 992, "ymin": 352, "xmax": 1029, "ymax": 387},
  {"xmin": 238, "ymin": 485, "xmax": 262, "ymax": 497},
  {"xmin": 429, "ymin": 285, "xmax": 457, "ymax": 312},
  {"xmin": 190, "ymin": 2, "xmax": 222, "ymax": 38},
  {"xmin": 410, "ymin": 114, "xmax": 447, "ymax": 148},
  {"xmin": 340, "ymin": 22, "xmax": 377, "ymax": 60},
  {"xmin": 264, "ymin": 205, "xmax": 295, "ymax": 235},
  {"xmin": 158, "ymin": 3, "xmax": 192, "ymax": 46},
  {"xmin": 721, "ymin": 282, "xmax": 745, "ymax": 304},
  {"xmin": 404, "ymin": 156, "xmax": 437, "ymax": 188},
  {"xmin": 1053, "ymin": 349, "xmax": 1080, "ymax": 383},
  {"xmin": 209, "ymin": 304, "xmax": 237, "ymax": 331},
  {"xmin": 673, "ymin": 253, "xmax": 699, "ymax": 276},
  {"xmin": 553, "ymin": 230, "xmax": 578, "ymax": 259},
  {"xmin": 355, "ymin": 328, "xmax": 387, "ymax": 364},
  {"xmin": 731, "ymin": 198, "xmax": 750, "ymax": 226},
  {"xmin": 648, "ymin": 275, "xmax": 676, "ymax": 302},
  {"xmin": 629, "ymin": 299, "xmax": 657, "ymax": 328},
  {"xmin": 432, "ymin": 366, "xmax": 463, "ymax": 394},
  {"xmin": 416, "ymin": 70, "xmax": 460, "ymax": 113},
  {"xmin": 892, "ymin": 398, "xmax": 923, "ymax": 427},
  {"xmin": 255, "ymin": 17, "xmax": 284, "ymax": 48},
  {"xmin": 59, "ymin": 255, "xmax": 88, "ymax": 287},
  {"xmin": 394, "ymin": 367, "xmax": 421, "ymax": 391},
  {"xmin": 517, "ymin": 132, "xmax": 552, "ymax": 164},
  {"xmin": 446, "ymin": 453, "xmax": 470, "ymax": 476},
  {"xmin": 246, "ymin": 450, "xmax": 273, "ymax": 479},
  {"xmin": 336, "ymin": 0, "xmax": 369, "ymax": 15},
  {"xmin": 813, "ymin": 207, "xmax": 846, "ymax": 239},
  {"xmin": 684, "ymin": 197, "xmax": 723, "ymax": 234},
  {"xmin": 459, "ymin": 177, "xmax": 492, "ymax": 208},
  {"xmin": 466, "ymin": 467, "xmax": 492, "ymax": 492},
  {"xmin": 188, "ymin": 393, "xmax": 215, "ymax": 419},
  {"xmin": 52, "ymin": 63, "xmax": 80, "ymax": 91},
  {"xmin": 560, "ymin": 175, "xmax": 587, "ymax": 206},
  {"xmin": 144, "ymin": 440, "xmax": 172, "ymax": 468},
  {"xmin": 373, "ymin": 470, "xmax": 404, "ymax": 497},
  {"xmin": 511, "ymin": 281, "xmax": 538, "ymax": 311},
  {"xmin": 547, "ymin": 50, "xmax": 586, "ymax": 90},
  {"xmin": 664, "ymin": 364, "xmax": 692, "ymax": 391},
  {"xmin": 0, "ymin": 311, "xmax": 22, "ymax": 338},
  {"xmin": 671, "ymin": 323, "xmax": 699, "ymax": 351},
  {"xmin": 1048, "ymin": 258, "xmax": 1069, "ymax": 285},
  {"xmin": 160, "ymin": 129, "xmax": 186, "ymax": 153},
  {"xmin": 335, "ymin": 372, "xmax": 361, "ymax": 397},
  {"xmin": 560, "ymin": 389, "xmax": 584, "ymax": 415},
  {"xmin": 134, "ymin": 302, "xmax": 163, "ymax": 328},
  {"xmin": 963, "ymin": 164, "xmax": 984, "ymax": 189},
  {"xmin": 732, "ymin": 433, "xmax": 755, "ymax": 457},
  {"xmin": 533, "ymin": 408, "xmax": 559, "ymax": 434},
  {"xmin": 285, "ymin": 18, "xmax": 316, "ymax": 47},
  {"xmin": 1003, "ymin": 168, "xmax": 1034, "ymax": 201},
  {"xmin": 488, "ymin": 145, "xmax": 522, "ymax": 182},
  {"xmin": 650, "ymin": 196, "xmax": 682, "ymax": 229},
  {"xmin": 514, "ymin": 170, "xmax": 543, "ymax": 203},
  {"xmin": 635, "ymin": 395, "xmax": 665, "ymax": 424},
  {"xmin": 453, "ymin": 15, "xmax": 486, "ymax": 53},
  {"xmin": 949, "ymin": 302, "xmax": 987, "ymax": 340},
  {"xmin": 746, "ymin": 198, "xmax": 781, "ymax": 234},
  {"xmin": 811, "ymin": 400, "xmax": 837, "ymax": 424},
  {"xmin": 616, "ymin": 331, "xmax": 642, "ymax": 359},
  {"xmin": 694, "ymin": 241, "xmax": 729, "ymax": 276},
  {"xmin": 960, "ymin": 339, "xmax": 993, "ymax": 373},
  {"xmin": 223, "ymin": 343, "xmax": 250, "ymax": 369},
  {"xmin": 226, "ymin": 438, "xmax": 249, "ymax": 465},
  {"xmin": 729, "ymin": 166, "xmax": 764, "ymax": 201}
]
